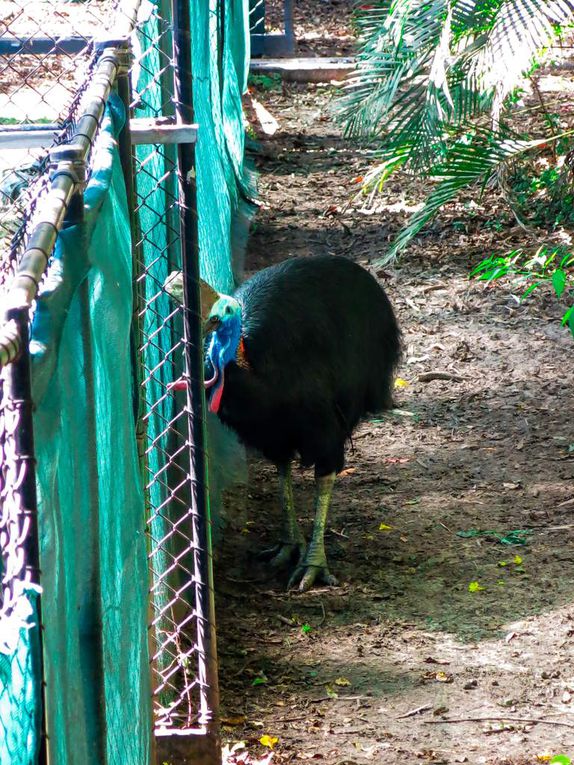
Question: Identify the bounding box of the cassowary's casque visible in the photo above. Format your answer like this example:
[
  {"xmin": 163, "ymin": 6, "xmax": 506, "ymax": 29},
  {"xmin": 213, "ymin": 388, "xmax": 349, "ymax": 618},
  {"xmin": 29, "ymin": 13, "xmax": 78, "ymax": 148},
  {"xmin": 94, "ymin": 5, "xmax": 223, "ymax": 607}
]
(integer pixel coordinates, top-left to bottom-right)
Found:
[{"xmin": 168, "ymin": 256, "xmax": 401, "ymax": 591}]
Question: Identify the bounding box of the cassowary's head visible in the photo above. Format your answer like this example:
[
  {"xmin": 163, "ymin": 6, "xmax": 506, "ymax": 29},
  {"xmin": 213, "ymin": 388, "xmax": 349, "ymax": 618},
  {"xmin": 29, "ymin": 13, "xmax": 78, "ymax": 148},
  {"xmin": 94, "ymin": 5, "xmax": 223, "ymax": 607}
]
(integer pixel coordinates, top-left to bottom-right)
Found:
[
  {"xmin": 204, "ymin": 296, "xmax": 242, "ymax": 413},
  {"xmin": 203, "ymin": 296, "xmax": 241, "ymax": 337}
]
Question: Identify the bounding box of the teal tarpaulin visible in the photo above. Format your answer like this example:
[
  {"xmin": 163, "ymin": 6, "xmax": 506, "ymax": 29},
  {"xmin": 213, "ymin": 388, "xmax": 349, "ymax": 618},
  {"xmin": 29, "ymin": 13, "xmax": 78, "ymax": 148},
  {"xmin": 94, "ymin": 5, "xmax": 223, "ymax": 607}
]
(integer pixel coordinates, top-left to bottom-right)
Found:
[
  {"xmin": 0, "ymin": 588, "xmax": 41, "ymax": 765},
  {"xmin": 32, "ymin": 94, "xmax": 151, "ymax": 765}
]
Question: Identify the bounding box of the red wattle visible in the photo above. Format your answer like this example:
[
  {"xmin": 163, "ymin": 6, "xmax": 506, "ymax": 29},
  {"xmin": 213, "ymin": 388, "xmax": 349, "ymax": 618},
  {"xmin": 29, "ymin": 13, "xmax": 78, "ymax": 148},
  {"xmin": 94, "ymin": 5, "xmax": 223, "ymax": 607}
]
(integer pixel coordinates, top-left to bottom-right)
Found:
[{"xmin": 209, "ymin": 379, "xmax": 224, "ymax": 414}]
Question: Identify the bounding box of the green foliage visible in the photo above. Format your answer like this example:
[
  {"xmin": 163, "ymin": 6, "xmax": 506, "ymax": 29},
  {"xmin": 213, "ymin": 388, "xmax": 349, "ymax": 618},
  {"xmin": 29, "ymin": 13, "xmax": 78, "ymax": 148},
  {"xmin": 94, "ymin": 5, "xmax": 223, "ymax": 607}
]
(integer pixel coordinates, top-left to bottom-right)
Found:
[
  {"xmin": 0, "ymin": 117, "xmax": 53, "ymax": 125},
  {"xmin": 386, "ymin": 127, "xmax": 554, "ymax": 258},
  {"xmin": 506, "ymin": 144, "xmax": 574, "ymax": 229},
  {"xmin": 471, "ymin": 245, "xmax": 574, "ymax": 336},
  {"xmin": 338, "ymin": 0, "xmax": 574, "ymax": 261},
  {"xmin": 248, "ymin": 73, "xmax": 282, "ymax": 92}
]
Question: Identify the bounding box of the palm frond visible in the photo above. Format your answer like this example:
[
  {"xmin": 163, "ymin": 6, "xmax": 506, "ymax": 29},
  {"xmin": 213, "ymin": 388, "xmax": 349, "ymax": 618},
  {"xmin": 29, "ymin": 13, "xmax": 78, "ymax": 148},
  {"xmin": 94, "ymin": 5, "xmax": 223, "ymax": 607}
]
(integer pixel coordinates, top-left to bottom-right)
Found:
[
  {"xmin": 340, "ymin": 0, "xmax": 574, "ymax": 165},
  {"xmin": 451, "ymin": 0, "xmax": 504, "ymax": 39},
  {"xmin": 339, "ymin": 0, "xmax": 574, "ymax": 264},
  {"xmin": 338, "ymin": 0, "xmax": 447, "ymax": 137},
  {"xmin": 470, "ymin": 0, "xmax": 574, "ymax": 105},
  {"xmin": 380, "ymin": 129, "xmax": 570, "ymax": 263}
]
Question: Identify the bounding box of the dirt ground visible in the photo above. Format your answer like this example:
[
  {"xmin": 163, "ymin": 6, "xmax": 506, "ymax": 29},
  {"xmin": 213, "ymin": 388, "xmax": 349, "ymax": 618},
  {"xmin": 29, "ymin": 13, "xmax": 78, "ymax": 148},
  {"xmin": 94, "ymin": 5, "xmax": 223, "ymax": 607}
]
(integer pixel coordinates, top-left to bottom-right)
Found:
[{"xmin": 215, "ymin": 8, "xmax": 574, "ymax": 765}]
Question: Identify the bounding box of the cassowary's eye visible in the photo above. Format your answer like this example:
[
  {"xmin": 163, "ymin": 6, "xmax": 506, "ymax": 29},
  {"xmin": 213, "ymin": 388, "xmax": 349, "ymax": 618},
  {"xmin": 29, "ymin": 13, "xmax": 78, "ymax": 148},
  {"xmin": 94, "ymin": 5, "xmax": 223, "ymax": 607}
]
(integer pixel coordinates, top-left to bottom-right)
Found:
[{"xmin": 225, "ymin": 306, "xmax": 232, "ymax": 315}]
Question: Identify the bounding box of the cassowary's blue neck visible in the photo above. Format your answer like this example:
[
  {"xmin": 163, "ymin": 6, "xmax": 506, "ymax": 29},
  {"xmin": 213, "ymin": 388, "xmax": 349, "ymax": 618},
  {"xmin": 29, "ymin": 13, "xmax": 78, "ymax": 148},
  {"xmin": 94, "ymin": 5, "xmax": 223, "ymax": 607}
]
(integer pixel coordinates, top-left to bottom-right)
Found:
[{"xmin": 204, "ymin": 300, "xmax": 242, "ymax": 413}]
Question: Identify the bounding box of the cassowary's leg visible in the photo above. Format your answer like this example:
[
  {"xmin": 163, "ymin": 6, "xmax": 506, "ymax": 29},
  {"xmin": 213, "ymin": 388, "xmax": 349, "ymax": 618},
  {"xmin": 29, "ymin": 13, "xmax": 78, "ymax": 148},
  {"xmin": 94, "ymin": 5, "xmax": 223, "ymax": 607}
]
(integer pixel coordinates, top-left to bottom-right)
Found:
[
  {"xmin": 288, "ymin": 471, "xmax": 338, "ymax": 592},
  {"xmin": 259, "ymin": 463, "xmax": 306, "ymax": 568}
]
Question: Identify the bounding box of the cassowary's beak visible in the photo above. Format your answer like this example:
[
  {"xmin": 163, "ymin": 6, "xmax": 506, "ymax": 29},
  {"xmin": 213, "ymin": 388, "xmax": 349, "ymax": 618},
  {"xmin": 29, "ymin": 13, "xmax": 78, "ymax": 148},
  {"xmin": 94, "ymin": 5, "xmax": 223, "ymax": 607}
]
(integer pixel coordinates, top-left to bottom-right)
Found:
[{"xmin": 203, "ymin": 315, "xmax": 221, "ymax": 335}]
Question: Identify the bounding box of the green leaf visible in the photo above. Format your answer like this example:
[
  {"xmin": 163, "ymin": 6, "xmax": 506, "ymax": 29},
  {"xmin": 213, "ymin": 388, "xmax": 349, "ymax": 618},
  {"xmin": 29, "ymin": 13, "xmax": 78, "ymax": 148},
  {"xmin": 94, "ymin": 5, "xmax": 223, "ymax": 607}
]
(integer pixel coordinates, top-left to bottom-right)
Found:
[
  {"xmin": 552, "ymin": 269, "xmax": 567, "ymax": 298},
  {"xmin": 550, "ymin": 756, "xmax": 572, "ymax": 765},
  {"xmin": 456, "ymin": 528, "xmax": 532, "ymax": 545},
  {"xmin": 479, "ymin": 265, "xmax": 510, "ymax": 281},
  {"xmin": 469, "ymin": 258, "xmax": 495, "ymax": 277},
  {"xmin": 522, "ymin": 281, "xmax": 540, "ymax": 299},
  {"xmin": 561, "ymin": 305, "xmax": 574, "ymax": 338}
]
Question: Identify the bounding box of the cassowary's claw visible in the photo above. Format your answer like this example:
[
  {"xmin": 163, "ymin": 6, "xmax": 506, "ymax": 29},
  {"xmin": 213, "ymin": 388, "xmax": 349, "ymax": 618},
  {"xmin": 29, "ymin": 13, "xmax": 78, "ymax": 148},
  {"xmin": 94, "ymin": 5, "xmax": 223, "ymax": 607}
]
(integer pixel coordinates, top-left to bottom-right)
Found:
[
  {"xmin": 258, "ymin": 542, "xmax": 305, "ymax": 570},
  {"xmin": 288, "ymin": 563, "xmax": 338, "ymax": 592}
]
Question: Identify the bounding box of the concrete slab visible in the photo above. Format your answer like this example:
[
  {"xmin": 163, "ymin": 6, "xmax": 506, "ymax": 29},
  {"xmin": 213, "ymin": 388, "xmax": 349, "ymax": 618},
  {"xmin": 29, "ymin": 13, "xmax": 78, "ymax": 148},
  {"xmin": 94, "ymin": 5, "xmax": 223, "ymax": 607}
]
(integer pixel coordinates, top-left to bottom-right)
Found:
[{"xmin": 249, "ymin": 57, "xmax": 355, "ymax": 83}]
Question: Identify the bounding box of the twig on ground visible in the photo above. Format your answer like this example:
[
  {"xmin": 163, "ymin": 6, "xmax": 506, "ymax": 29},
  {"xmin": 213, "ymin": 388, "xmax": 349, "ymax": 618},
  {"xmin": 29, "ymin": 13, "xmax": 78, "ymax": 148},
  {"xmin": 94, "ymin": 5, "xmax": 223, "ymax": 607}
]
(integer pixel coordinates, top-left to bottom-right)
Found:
[
  {"xmin": 396, "ymin": 704, "xmax": 432, "ymax": 719},
  {"xmin": 329, "ymin": 527, "xmax": 349, "ymax": 539},
  {"xmin": 418, "ymin": 371, "xmax": 463, "ymax": 383},
  {"xmin": 404, "ymin": 297, "xmax": 421, "ymax": 312},
  {"xmin": 423, "ymin": 716, "xmax": 574, "ymax": 729},
  {"xmin": 278, "ymin": 715, "xmax": 314, "ymax": 723},
  {"xmin": 421, "ymin": 283, "xmax": 448, "ymax": 294},
  {"xmin": 231, "ymin": 658, "xmax": 259, "ymax": 677}
]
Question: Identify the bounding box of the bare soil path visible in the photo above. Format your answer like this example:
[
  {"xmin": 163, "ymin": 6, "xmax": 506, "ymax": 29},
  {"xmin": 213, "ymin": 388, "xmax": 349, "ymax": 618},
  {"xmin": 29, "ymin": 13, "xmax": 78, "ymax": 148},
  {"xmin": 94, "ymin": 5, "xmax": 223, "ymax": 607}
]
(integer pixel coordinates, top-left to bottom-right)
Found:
[{"xmin": 216, "ymin": 12, "xmax": 574, "ymax": 765}]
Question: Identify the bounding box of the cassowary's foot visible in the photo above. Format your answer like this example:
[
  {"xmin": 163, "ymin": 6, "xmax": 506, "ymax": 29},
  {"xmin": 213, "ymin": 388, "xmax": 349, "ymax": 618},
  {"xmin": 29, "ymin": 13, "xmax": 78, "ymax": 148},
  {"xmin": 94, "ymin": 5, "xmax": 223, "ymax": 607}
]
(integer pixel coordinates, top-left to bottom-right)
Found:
[
  {"xmin": 288, "ymin": 471, "xmax": 339, "ymax": 592},
  {"xmin": 258, "ymin": 463, "xmax": 306, "ymax": 572},
  {"xmin": 258, "ymin": 540, "xmax": 306, "ymax": 570},
  {"xmin": 287, "ymin": 555, "xmax": 338, "ymax": 592}
]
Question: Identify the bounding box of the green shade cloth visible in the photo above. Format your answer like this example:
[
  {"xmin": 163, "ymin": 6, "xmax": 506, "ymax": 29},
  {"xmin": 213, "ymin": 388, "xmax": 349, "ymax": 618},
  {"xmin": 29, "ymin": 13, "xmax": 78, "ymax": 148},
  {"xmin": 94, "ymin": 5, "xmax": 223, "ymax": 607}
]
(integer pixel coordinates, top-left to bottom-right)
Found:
[{"xmin": 32, "ymin": 93, "xmax": 151, "ymax": 765}]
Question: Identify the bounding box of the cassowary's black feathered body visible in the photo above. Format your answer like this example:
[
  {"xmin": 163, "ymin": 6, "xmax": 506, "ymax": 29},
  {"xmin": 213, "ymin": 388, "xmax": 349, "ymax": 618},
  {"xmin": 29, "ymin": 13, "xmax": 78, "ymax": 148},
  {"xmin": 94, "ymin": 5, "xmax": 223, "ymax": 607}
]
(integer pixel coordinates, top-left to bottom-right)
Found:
[
  {"xmin": 202, "ymin": 255, "xmax": 401, "ymax": 590},
  {"xmin": 215, "ymin": 256, "xmax": 400, "ymax": 475}
]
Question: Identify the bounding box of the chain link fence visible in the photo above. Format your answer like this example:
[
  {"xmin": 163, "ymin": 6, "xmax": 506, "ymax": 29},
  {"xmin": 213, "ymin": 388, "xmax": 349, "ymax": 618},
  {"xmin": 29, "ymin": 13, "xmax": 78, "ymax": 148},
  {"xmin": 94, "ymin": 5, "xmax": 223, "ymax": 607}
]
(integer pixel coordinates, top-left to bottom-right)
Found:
[
  {"xmin": 0, "ymin": 0, "xmax": 222, "ymax": 762},
  {"xmin": 249, "ymin": 0, "xmax": 295, "ymax": 56},
  {"xmin": 0, "ymin": 0, "xmax": 118, "ymax": 271},
  {"xmin": 132, "ymin": 2, "xmax": 219, "ymax": 746}
]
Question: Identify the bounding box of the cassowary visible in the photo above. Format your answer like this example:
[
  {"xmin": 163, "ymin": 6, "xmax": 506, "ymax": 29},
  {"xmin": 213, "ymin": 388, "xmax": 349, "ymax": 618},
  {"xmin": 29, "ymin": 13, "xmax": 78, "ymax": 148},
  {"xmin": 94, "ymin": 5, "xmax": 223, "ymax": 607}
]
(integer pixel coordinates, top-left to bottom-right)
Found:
[{"xmin": 168, "ymin": 256, "xmax": 401, "ymax": 591}]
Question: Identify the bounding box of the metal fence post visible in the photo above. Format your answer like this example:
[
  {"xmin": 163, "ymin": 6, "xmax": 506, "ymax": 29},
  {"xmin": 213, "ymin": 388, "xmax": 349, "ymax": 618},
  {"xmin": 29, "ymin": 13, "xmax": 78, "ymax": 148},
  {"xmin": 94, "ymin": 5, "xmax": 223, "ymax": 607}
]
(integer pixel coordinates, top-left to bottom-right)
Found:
[
  {"xmin": 3, "ymin": 307, "xmax": 48, "ymax": 765},
  {"xmin": 153, "ymin": 0, "xmax": 221, "ymax": 762}
]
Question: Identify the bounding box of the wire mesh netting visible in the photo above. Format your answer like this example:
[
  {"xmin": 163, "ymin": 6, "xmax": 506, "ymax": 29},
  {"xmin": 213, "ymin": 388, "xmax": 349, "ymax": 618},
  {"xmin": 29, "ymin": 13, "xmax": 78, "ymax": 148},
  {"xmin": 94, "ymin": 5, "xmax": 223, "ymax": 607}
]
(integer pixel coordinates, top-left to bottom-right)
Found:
[
  {"xmin": 249, "ymin": 0, "xmax": 294, "ymax": 55},
  {"xmin": 0, "ymin": 0, "xmax": 116, "ymax": 118},
  {"xmin": 133, "ymin": 2, "xmax": 216, "ymax": 731},
  {"xmin": 0, "ymin": 323, "xmax": 41, "ymax": 762},
  {"xmin": 0, "ymin": 0, "xmax": 120, "ymax": 273},
  {"xmin": 249, "ymin": 0, "xmax": 265, "ymax": 35}
]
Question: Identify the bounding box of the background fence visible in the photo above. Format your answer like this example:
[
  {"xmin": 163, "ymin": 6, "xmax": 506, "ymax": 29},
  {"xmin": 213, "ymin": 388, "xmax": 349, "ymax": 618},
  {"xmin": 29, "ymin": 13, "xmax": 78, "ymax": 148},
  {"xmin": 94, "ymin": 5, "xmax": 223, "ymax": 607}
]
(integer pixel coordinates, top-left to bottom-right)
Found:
[
  {"xmin": 249, "ymin": 0, "xmax": 295, "ymax": 57},
  {"xmin": 0, "ymin": 0, "xmax": 253, "ymax": 762}
]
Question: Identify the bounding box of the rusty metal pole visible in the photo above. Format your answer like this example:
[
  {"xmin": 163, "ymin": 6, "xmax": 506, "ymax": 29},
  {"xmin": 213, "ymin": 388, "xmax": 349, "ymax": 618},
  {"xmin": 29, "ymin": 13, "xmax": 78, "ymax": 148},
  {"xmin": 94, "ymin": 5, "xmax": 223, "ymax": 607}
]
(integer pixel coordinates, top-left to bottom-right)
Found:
[{"xmin": 3, "ymin": 307, "xmax": 48, "ymax": 765}]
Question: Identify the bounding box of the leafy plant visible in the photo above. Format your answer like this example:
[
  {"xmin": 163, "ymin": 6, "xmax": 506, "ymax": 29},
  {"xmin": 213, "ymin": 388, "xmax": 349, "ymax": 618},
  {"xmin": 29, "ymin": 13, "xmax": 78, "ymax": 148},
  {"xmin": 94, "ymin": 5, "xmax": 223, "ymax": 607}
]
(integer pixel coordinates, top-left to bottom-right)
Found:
[
  {"xmin": 248, "ymin": 73, "xmax": 282, "ymax": 92},
  {"xmin": 507, "ymin": 149, "xmax": 574, "ymax": 228},
  {"xmin": 337, "ymin": 0, "xmax": 574, "ymax": 261},
  {"xmin": 471, "ymin": 244, "xmax": 574, "ymax": 335}
]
